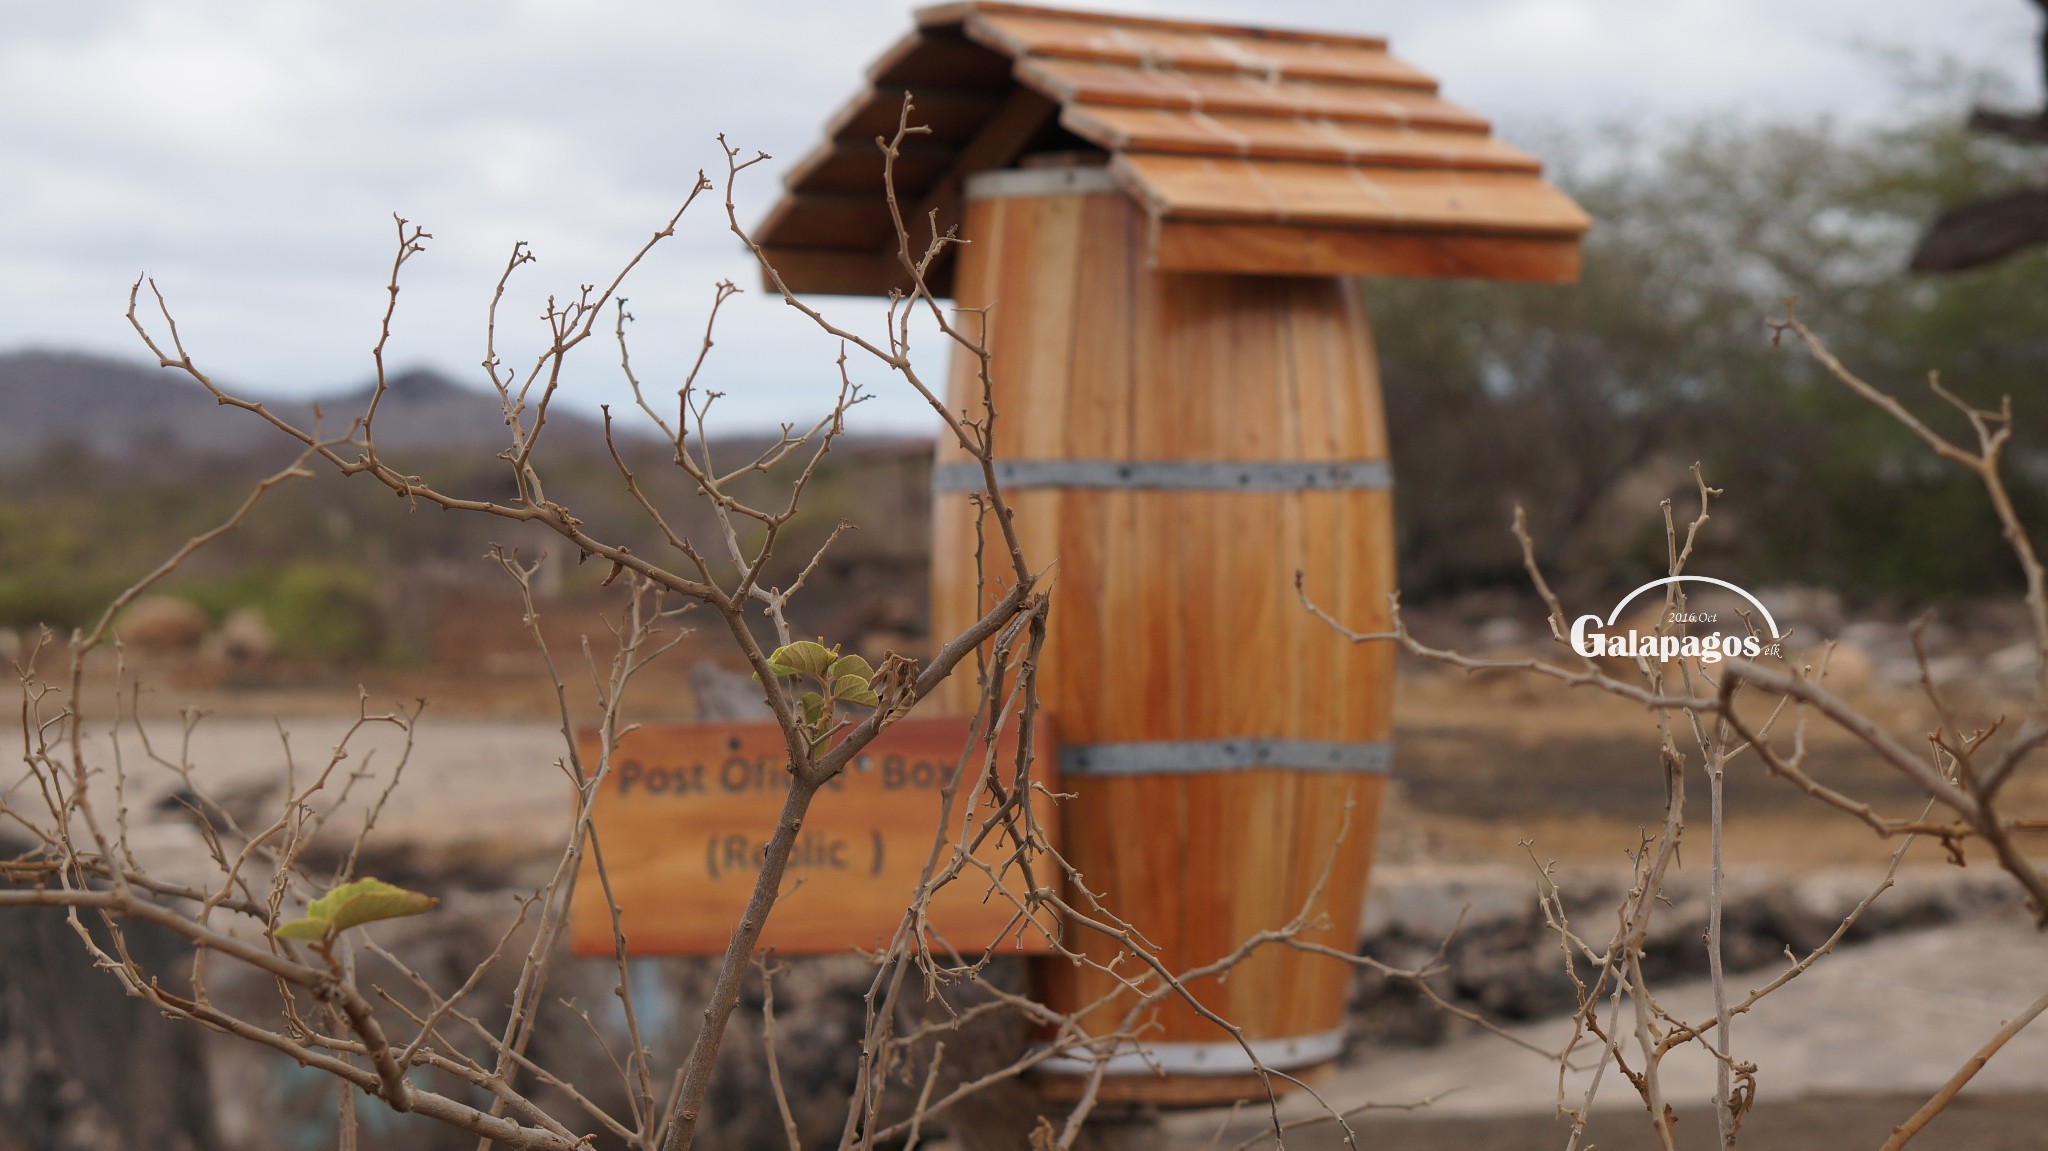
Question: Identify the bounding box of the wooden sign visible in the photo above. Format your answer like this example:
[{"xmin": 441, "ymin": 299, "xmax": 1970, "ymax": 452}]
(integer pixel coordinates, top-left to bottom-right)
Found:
[{"xmin": 570, "ymin": 716, "xmax": 1058, "ymax": 956}]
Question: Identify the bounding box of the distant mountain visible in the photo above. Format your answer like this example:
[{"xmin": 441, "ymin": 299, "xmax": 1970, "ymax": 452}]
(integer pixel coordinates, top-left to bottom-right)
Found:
[
  {"xmin": 1, "ymin": 350, "xmax": 248, "ymax": 458},
  {"xmin": 0, "ymin": 350, "xmax": 614, "ymax": 463}
]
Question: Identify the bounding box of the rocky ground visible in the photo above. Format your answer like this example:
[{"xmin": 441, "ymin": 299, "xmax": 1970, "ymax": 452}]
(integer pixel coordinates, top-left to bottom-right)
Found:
[
  {"xmin": 1181, "ymin": 904, "xmax": 2048, "ymax": 1149},
  {"xmin": 8, "ymin": 585, "xmax": 2048, "ymax": 1148}
]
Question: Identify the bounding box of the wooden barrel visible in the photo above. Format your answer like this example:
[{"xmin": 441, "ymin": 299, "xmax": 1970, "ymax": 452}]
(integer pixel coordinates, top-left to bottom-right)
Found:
[{"xmin": 929, "ymin": 167, "xmax": 1395, "ymax": 1104}]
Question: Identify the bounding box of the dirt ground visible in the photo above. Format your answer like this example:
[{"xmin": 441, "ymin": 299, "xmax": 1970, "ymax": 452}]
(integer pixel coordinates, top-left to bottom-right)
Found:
[
  {"xmin": 1379, "ymin": 656, "xmax": 2048, "ymax": 870},
  {"xmin": 1210, "ymin": 1093, "xmax": 2048, "ymax": 1150},
  {"xmin": 77, "ymin": 609, "xmax": 2048, "ymax": 872},
  {"xmin": 18, "ymin": 604, "xmax": 2048, "ymax": 1148}
]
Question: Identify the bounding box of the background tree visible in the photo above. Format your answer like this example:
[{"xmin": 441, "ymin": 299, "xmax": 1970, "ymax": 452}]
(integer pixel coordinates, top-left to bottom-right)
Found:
[{"xmin": 1374, "ymin": 97, "xmax": 2048, "ymax": 603}]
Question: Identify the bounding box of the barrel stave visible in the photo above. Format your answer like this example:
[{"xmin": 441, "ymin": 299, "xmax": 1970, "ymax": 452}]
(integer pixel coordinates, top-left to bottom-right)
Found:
[{"xmin": 931, "ymin": 183, "xmax": 1393, "ymax": 1101}]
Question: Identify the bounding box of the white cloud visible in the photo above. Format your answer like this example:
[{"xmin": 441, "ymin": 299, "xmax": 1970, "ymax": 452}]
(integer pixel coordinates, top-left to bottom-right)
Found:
[{"xmin": 1, "ymin": 0, "xmax": 2038, "ymax": 433}]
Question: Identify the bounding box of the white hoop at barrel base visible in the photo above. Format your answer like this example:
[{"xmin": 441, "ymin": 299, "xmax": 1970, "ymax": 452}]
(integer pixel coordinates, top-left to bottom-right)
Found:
[{"xmin": 1036, "ymin": 1027, "xmax": 1348, "ymax": 1077}]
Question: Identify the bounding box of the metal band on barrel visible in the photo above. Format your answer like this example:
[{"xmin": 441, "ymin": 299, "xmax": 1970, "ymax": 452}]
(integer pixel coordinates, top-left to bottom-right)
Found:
[
  {"xmin": 1060, "ymin": 739, "xmax": 1391, "ymax": 777},
  {"xmin": 1035, "ymin": 1028, "xmax": 1347, "ymax": 1076},
  {"xmin": 931, "ymin": 459, "xmax": 1392, "ymax": 494}
]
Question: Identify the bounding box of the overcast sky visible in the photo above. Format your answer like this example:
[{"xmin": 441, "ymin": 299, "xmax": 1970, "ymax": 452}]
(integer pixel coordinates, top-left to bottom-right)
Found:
[{"xmin": 3, "ymin": 1, "xmax": 2039, "ymax": 433}]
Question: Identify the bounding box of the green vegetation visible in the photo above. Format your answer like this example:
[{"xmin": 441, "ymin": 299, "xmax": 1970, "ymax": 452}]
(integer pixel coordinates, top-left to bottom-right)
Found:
[
  {"xmin": 5, "ymin": 94, "xmax": 2045, "ymax": 632},
  {"xmin": 0, "ymin": 429, "xmax": 910, "ymax": 660},
  {"xmin": 0, "ymin": 448, "xmax": 259, "ymax": 631},
  {"xmin": 262, "ymin": 562, "xmax": 382, "ymax": 662},
  {"xmin": 1372, "ymin": 103, "xmax": 2048, "ymax": 600},
  {"xmin": 173, "ymin": 562, "xmax": 384, "ymax": 661}
]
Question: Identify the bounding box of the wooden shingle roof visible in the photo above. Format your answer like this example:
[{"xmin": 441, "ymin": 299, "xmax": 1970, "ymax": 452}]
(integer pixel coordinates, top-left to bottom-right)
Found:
[{"xmin": 757, "ymin": 2, "xmax": 1590, "ymax": 295}]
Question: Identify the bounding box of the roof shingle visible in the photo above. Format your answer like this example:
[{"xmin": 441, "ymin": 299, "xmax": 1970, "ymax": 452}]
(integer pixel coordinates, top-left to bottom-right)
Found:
[{"xmin": 758, "ymin": 2, "xmax": 1589, "ymax": 294}]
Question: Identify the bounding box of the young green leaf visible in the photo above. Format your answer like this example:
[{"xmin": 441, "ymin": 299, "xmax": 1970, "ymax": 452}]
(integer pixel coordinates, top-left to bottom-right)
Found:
[
  {"xmin": 827, "ymin": 654, "xmax": 875, "ymax": 683},
  {"xmin": 278, "ymin": 878, "xmax": 439, "ymax": 942},
  {"xmin": 800, "ymin": 690, "xmax": 826, "ymax": 726},
  {"xmin": 831, "ymin": 674, "xmax": 881, "ymax": 708},
  {"xmin": 274, "ymin": 916, "xmax": 332, "ymax": 941},
  {"xmin": 321, "ymin": 878, "xmax": 440, "ymax": 931},
  {"xmin": 768, "ymin": 640, "xmax": 837, "ymax": 678}
]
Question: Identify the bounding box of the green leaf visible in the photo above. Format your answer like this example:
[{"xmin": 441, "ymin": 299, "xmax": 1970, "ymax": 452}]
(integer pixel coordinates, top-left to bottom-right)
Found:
[
  {"xmin": 274, "ymin": 917, "xmax": 332, "ymax": 941},
  {"xmin": 296, "ymin": 878, "xmax": 439, "ymax": 935},
  {"xmin": 832, "ymin": 674, "xmax": 880, "ymax": 708},
  {"xmin": 827, "ymin": 654, "xmax": 875, "ymax": 683},
  {"xmin": 800, "ymin": 691, "xmax": 826, "ymax": 725},
  {"xmin": 768, "ymin": 640, "xmax": 836, "ymax": 678}
]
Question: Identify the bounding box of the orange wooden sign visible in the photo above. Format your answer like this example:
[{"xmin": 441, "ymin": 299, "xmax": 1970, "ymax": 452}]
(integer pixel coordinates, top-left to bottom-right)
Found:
[{"xmin": 569, "ymin": 716, "xmax": 1058, "ymax": 956}]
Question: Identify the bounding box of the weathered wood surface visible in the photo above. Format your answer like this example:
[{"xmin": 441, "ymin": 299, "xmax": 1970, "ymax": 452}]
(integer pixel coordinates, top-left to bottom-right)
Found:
[
  {"xmin": 930, "ymin": 187, "xmax": 1393, "ymax": 1102},
  {"xmin": 570, "ymin": 716, "xmax": 1058, "ymax": 956},
  {"xmin": 757, "ymin": 2, "xmax": 1587, "ymax": 295},
  {"xmin": 1150, "ymin": 220, "xmax": 1581, "ymax": 282},
  {"xmin": 1064, "ymin": 104, "xmax": 1543, "ymax": 170},
  {"xmin": 1013, "ymin": 55, "xmax": 1483, "ymax": 127},
  {"xmin": 951, "ymin": 3, "xmax": 1411, "ymax": 81},
  {"xmin": 1115, "ymin": 153, "xmax": 1589, "ymax": 236}
]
